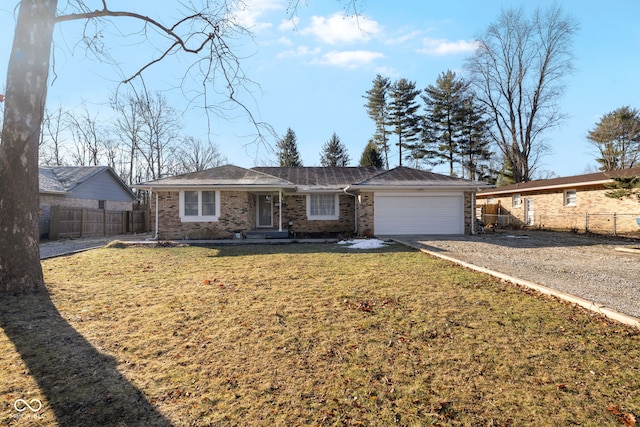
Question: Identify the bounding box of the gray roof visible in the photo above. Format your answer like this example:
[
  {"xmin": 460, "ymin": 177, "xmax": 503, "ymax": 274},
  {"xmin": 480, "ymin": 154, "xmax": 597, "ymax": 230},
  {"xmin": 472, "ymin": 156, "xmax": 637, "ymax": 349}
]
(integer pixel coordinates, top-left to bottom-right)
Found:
[
  {"xmin": 39, "ymin": 166, "xmax": 137, "ymax": 200},
  {"xmin": 39, "ymin": 167, "xmax": 68, "ymax": 194},
  {"xmin": 352, "ymin": 166, "xmax": 487, "ymax": 189},
  {"xmin": 40, "ymin": 166, "xmax": 113, "ymax": 193},
  {"xmin": 253, "ymin": 166, "xmax": 384, "ymax": 191},
  {"xmin": 135, "ymin": 165, "xmax": 484, "ymax": 191},
  {"xmin": 136, "ymin": 165, "xmax": 295, "ymax": 188}
]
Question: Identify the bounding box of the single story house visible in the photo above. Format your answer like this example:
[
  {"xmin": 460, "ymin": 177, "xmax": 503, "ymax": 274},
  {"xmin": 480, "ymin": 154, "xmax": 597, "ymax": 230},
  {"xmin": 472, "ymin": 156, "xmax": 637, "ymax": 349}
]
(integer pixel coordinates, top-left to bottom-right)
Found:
[
  {"xmin": 476, "ymin": 167, "xmax": 640, "ymax": 235},
  {"xmin": 39, "ymin": 166, "xmax": 137, "ymax": 236},
  {"xmin": 134, "ymin": 165, "xmax": 488, "ymax": 239}
]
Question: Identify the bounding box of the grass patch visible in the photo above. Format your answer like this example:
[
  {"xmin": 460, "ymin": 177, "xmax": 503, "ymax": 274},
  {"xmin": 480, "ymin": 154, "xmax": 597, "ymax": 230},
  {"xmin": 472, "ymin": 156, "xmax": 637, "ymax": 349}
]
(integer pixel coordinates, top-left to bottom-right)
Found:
[{"xmin": 1, "ymin": 243, "xmax": 639, "ymax": 426}]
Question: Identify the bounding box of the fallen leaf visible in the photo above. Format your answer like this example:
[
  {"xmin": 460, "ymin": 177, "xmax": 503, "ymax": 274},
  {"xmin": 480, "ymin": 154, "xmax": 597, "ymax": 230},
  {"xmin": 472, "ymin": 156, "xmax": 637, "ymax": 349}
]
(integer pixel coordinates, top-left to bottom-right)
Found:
[{"xmin": 608, "ymin": 404, "xmax": 637, "ymax": 426}]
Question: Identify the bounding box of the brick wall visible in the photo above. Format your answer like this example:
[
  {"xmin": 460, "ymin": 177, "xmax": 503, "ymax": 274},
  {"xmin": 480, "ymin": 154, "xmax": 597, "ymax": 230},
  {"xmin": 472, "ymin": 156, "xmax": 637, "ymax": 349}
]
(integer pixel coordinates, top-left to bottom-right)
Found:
[
  {"xmin": 152, "ymin": 190, "xmax": 254, "ymax": 239},
  {"xmin": 357, "ymin": 192, "xmax": 375, "ymax": 236},
  {"xmin": 464, "ymin": 191, "xmax": 473, "ymax": 235},
  {"xmin": 152, "ymin": 191, "xmax": 358, "ymax": 239},
  {"xmin": 152, "ymin": 189, "xmax": 479, "ymax": 239},
  {"xmin": 478, "ymin": 186, "xmax": 640, "ymax": 235},
  {"xmin": 279, "ymin": 194, "xmax": 356, "ymax": 237}
]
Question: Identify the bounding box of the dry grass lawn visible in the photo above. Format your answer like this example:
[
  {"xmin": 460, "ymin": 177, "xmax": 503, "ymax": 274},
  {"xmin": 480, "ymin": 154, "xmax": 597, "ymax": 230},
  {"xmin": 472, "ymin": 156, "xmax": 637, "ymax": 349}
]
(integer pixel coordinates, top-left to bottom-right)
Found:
[{"xmin": 1, "ymin": 242, "xmax": 639, "ymax": 426}]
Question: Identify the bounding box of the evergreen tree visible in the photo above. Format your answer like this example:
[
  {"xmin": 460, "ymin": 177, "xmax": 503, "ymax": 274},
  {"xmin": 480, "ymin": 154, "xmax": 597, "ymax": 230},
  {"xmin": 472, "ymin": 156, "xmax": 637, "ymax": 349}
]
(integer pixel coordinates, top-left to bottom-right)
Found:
[
  {"xmin": 277, "ymin": 128, "xmax": 303, "ymax": 167},
  {"xmin": 587, "ymin": 106, "xmax": 640, "ymax": 171},
  {"xmin": 389, "ymin": 78, "xmax": 421, "ymax": 167},
  {"xmin": 403, "ymin": 116, "xmax": 437, "ymax": 169},
  {"xmin": 364, "ymin": 74, "xmax": 391, "ymax": 169},
  {"xmin": 359, "ymin": 140, "xmax": 384, "ymax": 168},
  {"xmin": 458, "ymin": 97, "xmax": 493, "ymax": 180},
  {"xmin": 320, "ymin": 133, "xmax": 350, "ymax": 166},
  {"xmin": 422, "ymin": 70, "xmax": 468, "ymax": 176}
]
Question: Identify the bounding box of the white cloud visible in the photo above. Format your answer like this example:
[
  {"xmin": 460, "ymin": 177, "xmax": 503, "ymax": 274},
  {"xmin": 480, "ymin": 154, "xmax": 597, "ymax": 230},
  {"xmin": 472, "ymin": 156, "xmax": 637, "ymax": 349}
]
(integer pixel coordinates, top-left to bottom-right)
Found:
[
  {"xmin": 277, "ymin": 45, "xmax": 322, "ymax": 59},
  {"xmin": 277, "ymin": 36, "xmax": 294, "ymax": 46},
  {"xmin": 373, "ymin": 65, "xmax": 401, "ymax": 78},
  {"xmin": 384, "ymin": 29, "xmax": 422, "ymax": 45},
  {"xmin": 315, "ymin": 50, "xmax": 385, "ymax": 69},
  {"xmin": 418, "ymin": 37, "xmax": 478, "ymax": 55},
  {"xmin": 278, "ymin": 16, "xmax": 299, "ymax": 32},
  {"xmin": 300, "ymin": 13, "xmax": 381, "ymax": 45},
  {"xmin": 233, "ymin": 0, "xmax": 282, "ymax": 31}
]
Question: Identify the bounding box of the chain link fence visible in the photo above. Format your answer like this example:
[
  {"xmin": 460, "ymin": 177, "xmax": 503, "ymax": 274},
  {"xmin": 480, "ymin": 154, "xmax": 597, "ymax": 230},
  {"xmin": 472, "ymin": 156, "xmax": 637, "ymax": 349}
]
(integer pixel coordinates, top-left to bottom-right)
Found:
[{"xmin": 481, "ymin": 211, "xmax": 640, "ymax": 237}]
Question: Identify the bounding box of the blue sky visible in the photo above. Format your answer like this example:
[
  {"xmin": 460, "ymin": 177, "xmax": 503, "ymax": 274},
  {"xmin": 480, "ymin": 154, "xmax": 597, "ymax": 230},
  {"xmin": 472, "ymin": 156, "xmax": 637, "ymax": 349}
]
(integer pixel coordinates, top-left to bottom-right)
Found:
[{"xmin": 1, "ymin": 1, "xmax": 640, "ymax": 178}]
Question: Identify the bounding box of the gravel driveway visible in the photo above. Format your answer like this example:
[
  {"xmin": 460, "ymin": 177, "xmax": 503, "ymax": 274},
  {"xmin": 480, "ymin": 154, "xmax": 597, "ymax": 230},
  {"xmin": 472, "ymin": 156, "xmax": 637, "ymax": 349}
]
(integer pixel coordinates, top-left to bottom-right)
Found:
[{"xmin": 398, "ymin": 230, "xmax": 640, "ymax": 320}]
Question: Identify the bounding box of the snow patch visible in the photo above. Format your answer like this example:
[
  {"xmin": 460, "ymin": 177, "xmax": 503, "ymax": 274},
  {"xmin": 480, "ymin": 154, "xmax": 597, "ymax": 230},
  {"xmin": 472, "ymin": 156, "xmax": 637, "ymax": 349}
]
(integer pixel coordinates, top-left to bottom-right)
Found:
[{"xmin": 338, "ymin": 239, "xmax": 390, "ymax": 249}]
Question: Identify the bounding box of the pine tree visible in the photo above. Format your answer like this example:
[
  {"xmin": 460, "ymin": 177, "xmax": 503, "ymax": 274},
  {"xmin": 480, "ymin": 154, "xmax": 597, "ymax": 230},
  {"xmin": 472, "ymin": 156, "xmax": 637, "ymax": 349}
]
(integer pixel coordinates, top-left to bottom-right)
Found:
[
  {"xmin": 422, "ymin": 70, "xmax": 469, "ymax": 176},
  {"xmin": 320, "ymin": 133, "xmax": 350, "ymax": 166},
  {"xmin": 458, "ymin": 97, "xmax": 493, "ymax": 180},
  {"xmin": 364, "ymin": 74, "xmax": 391, "ymax": 169},
  {"xmin": 389, "ymin": 78, "xmax": 421, "ymax": 167},
  {"xmin": 277, "ymin": 128, "xmax": 303, "ymax": 167},
  {"xmin": 359, "ymin": 140, "xmax": 384, "ymax": 168},
  {"xmin": 587, "ymin": 106, "xmax": 640, "ymax": 171}
]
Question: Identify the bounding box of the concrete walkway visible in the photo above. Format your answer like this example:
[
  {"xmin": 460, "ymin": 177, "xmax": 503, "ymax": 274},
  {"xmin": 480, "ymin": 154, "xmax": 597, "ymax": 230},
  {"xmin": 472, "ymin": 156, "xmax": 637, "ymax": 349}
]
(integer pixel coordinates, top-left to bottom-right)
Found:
[{"xmin": 39, "ymin": 233, "xmax": 153, "ymax": 259}]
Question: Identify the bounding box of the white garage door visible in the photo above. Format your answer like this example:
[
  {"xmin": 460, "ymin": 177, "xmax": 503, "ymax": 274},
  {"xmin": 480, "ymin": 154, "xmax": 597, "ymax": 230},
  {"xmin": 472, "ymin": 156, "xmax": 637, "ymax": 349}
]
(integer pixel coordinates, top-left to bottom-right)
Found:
[{"xmin": 374, "ymin": 192, "xmax": 464, "ymax": 235}]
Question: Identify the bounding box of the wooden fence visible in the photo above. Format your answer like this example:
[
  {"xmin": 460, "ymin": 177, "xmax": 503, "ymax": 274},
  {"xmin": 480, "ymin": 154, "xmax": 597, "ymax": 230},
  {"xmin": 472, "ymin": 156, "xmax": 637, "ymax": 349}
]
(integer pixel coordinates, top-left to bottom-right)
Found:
[{"xmin": 48, "ymin": 206, "xmax": 148, "ymax": 240}]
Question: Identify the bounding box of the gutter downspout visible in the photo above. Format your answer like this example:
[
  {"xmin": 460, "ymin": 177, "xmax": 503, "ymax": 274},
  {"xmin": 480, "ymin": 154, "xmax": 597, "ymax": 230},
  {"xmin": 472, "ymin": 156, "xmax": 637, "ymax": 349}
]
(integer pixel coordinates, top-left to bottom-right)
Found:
[
  {"xmin": 343, "ymin": 185, "xmax": 358, "ymax": 236},
  {"xmin": 471, "ymin": 189, "xmax": 476, "ymax": 235},
  {"xmin": 146, "ymin": 189, "xmax": 159, "ymax": 241},
  {"xmin": 278, "ymin": 189, "xmax": 283, "ymax": 232}
]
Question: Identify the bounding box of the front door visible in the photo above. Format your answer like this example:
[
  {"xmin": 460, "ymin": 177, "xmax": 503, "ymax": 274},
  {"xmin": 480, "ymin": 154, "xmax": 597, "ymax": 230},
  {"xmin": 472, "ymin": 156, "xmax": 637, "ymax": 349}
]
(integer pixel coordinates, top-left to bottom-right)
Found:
[
  {"xmin": 257, "ymin": 194, "xmax": 273, "ymax": 228},
  {"xmin": 524, "ymin": 198, "xmax": 534, "ymax": 226}
]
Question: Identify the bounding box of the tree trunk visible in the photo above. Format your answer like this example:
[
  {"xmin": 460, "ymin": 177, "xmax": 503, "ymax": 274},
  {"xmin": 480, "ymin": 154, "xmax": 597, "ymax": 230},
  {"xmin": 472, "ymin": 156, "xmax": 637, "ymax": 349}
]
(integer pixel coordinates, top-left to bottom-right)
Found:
[{"xmin": 0, "ymin": 0, "xmax": 58, "ymax": 293}]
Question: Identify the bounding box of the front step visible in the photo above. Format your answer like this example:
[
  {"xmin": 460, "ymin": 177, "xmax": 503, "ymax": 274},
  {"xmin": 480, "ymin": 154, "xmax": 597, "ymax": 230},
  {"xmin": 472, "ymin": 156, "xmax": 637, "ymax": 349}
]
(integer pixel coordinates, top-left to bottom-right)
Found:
[{"xmin": 246, "ymin": 230, "xmax": 289, "ymax": 239}]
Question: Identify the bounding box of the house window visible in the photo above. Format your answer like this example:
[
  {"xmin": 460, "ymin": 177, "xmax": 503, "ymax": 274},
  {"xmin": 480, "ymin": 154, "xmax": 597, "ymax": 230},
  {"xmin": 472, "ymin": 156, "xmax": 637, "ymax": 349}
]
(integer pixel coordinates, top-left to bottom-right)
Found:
[
  {"xmin": 98, "ymin": 200, "xmax": 105, "ymax": 209},
  {"xmin": 564, "ymin": 189, "xmax": 577, "ymax": 207},
  {"xmin": 512, "ymin": 194, "xmax": 521, "ymax": 208},
  {"xmin": 487, "ymin": 197, "xmax": 495, "ymax": 204},
  {"xmin": 307, "ymin": 194, "xmax": 339, "ymax": 220},
  {"xmin": 179, "ymin": 190, "xmax": 220, "ymax": 222}
]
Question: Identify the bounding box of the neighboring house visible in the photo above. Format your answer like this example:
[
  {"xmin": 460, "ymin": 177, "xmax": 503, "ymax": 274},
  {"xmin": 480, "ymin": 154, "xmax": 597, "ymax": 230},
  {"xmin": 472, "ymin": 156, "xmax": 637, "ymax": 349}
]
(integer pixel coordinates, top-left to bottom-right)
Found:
[
  {"xmin": 39, "ymin": 166, "xmax": 137, "ymax": 236},
  {"xmin": 476, "ymin": 168, "xmax": 640, "ymax": 235},
  {"xmin": 134, "ymin": 164, "xmax": 487, "ymax": 239}
]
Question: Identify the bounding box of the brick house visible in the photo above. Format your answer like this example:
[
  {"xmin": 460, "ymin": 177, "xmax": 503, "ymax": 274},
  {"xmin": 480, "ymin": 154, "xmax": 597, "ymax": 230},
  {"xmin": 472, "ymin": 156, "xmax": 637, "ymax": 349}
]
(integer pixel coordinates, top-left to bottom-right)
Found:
[
  {"xmin": 476, "ymin": 168, "xmax": 640, "ymax": 235},
  {"xmin": 134, "ymin": 165, "xmax": 486, "ymax": 239}
]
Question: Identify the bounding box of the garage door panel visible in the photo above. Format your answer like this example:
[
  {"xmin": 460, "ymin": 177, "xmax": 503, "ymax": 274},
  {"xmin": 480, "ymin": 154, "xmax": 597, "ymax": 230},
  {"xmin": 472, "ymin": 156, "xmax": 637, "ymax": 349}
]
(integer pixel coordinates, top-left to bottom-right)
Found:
[{"xmin": 374, "ymin": 193, "xmax": 464, "ymax": 235}]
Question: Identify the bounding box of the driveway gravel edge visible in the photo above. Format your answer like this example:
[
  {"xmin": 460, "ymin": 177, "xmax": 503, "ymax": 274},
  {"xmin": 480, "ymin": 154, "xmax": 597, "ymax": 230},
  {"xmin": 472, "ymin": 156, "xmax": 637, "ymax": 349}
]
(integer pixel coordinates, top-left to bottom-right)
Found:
[{"xmin": 394, "ymin": 238, "xmax": 640, "ymax": 329}]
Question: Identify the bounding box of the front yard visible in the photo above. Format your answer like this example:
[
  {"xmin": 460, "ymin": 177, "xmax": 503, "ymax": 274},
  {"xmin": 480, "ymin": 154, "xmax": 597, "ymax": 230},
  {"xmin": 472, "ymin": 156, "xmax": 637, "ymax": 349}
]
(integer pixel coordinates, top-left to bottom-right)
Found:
[{"xmin": 1, "ymin": 243, "xmax": 638, "ymax": 426}]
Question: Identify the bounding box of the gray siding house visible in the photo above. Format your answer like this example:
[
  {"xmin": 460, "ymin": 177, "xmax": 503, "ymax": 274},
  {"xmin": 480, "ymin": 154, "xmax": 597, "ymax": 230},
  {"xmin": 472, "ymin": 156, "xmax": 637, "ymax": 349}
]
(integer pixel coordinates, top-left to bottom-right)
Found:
[{"xmin": 39, "ymin": 166, "xmax": 137, "ymax": 236}]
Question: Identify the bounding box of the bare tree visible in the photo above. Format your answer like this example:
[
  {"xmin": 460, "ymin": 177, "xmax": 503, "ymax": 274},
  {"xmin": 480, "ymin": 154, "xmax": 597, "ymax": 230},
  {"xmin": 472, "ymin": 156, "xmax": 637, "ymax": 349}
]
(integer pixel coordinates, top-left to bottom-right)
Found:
[
  {"xmin": 111, "ymin": 91, "xmax": 144, "ymax": 185},
  {"xmin": 66, "ymin": 104, "xmax": 109, "ymax": 166},
  {"xmin": 135, "ymin": 91, "xmax": 182, "ymax": 180},
  {"xmin": 0, "ymin": 0, "xmax": 262, "ymax": 293},
  {"xmin": 465, "ymin": 6, "xmax": 578, "ymax": 183},
  {"xmin": 40, "ymin": 105, "xmax": 68, "ymax": 166},
  {"xmin": 172, "ymin": 136, "xmax": 227, "ymax": 174}
]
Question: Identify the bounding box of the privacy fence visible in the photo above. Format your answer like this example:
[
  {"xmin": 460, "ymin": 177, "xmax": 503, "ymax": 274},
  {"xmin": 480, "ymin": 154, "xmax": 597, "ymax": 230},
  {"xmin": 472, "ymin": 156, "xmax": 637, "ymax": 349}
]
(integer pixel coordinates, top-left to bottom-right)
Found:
[{"xmin": 48, "ymin": 206, "xmax": 148, "ymax": 240}]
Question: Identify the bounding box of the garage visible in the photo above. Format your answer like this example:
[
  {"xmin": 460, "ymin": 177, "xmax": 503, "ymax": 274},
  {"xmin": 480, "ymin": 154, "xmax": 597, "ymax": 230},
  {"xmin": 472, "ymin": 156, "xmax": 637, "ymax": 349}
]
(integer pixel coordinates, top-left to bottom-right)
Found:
[{"xmin": 374, "ymin": 192, "xmax": 465, "ymax": 235}]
